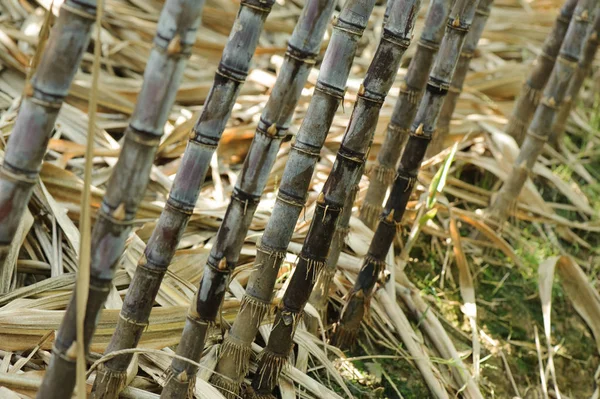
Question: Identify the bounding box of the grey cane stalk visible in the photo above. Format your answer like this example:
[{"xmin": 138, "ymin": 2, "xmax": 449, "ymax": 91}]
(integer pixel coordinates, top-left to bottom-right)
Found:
[
  {"xmin": 0, "ymin": 0, "xmax": 97, "ymax": 291},
  {"xmin": 359, "ymin": 0, "xmax": 454, "ymax": 230},
  {"xmin": 549, "ymin": 12, "xmax": 600, "ymax": 147},
  {"xmin": 38, "ymin": 1, "xmax": 205, "ymax": 398},
  {"xmin": 488, "ymin": 0, "xmax": 597, "ymax": 223},
  {"xmin": 210, "ymin": 0, "xmax": 378, "ymax": 395},
  {"xmin": 505, "ymin": 0, "xmax": 579, "ymax": 145},
  {"xmin": 155, "ymin": 1, "xmax": 279, "ymax": 397},
  {"xmin": 204, "ymin": 1, "xmax": 336, "ymax": 397},
  {"xmin": 250, "ymin": 0, "xmax": 422, "ymax": 395},
  {"xmin": 427, "ymin": 0, "xmax": 495, "ymax": 157},
  {"xmin": 334, "ymin": 3, "xmax": 483, "ymax": 397}
]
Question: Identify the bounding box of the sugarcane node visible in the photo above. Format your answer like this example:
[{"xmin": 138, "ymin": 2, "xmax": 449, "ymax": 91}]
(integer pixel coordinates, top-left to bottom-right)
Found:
[
  {"xmin": 217, "ymin": 61, "xmax": 249, "ymax": 83},
  {"xmin": 338, "ymin": 143, "xmax": 368, "ymax": 163},
  {"xmin": 167, "ymin": 34, "xmax": 182, "ymax": 55},
  {"xmin": 314, "ymin": 79, "xmax": 346, "ymax": 99},
  {"xmin": 418, "ymin": 38, "xmax": 440, "ymax": 52},
  {"xmin": 333, "ymin": 16, "xmax": 365, "ymax": 37},
  {"xmin": 426, "ymin": 78, "xmax": 449, "ymax": 95},
  {"xmin": 382, "ymin": 27, "xmax": 411, "ymax": 48},
  {"xmin": 285, "ymin": 42, "xmax": 318, "ymax": 64},
  {"xmin": 240, "ymin": 0, "xmax": 274, "ymax": 14},
  {"xmin": 0, "ymin": 164, "xmax": 37, "ymax": 184}
]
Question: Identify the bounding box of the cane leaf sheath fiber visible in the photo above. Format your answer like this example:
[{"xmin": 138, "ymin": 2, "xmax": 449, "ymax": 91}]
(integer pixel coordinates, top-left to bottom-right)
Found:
[
  {"xmin": 251, "ymin": 0, "xmax": 422, "ymax": 394},
  {"xmin": 428, "ymin": 0, "xmax": 495, "ymax": 157},
  {"xmin": 505, "ymin": 0, "xmax": 579, "ymax": 145},
  {"xmin": 0, "ymin": 0, "xmax": 96, "ymax": 289},
  {"xmin": 209, "ymin": 0, "xmax": 336, "ymax": 395},
  {"xmin": 337, "ymin": 0, "xmax": 478, "ymax": 366},
  {"xmin": 489, "ymin": 0, "xmax": 597, "ymax": 222},
  {"xmin": 359, "ymin": 0, "xmax": 453, "ymax": 229},
  {"xmin": 38, "ymin": 1, "xmax": 205, "ymax": 398}
]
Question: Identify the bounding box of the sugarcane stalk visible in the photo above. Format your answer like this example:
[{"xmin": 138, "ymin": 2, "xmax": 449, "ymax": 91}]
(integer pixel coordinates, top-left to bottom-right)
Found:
[
  {"xmin": 427, "ymin": 0, "xmax": 495, "ymax": 158},
  {"xmin": 154, "ymin": 1, "xmax": 279, "ymax": 397},
  {"xmin": 205, "ymin": 1, "xmax": 336, "ymax": 397},
  {"xmin": 488, "ymin": 1, "xmax": 597, "ymax": 223},
  {"xmin": 334, "ymin": 0, "xmax": 479, "ymax": 352},
  {"xmin": 505, "ymin": 0, "xmax": 579, "ymax": 145},
  {"xmin": 549, "ymin": 12, "xmax": 600, "ymax": 147},
  {"xmin": 0, "ymin": 0, "xmax": 97, "ymax": 291},
  {"xmin": 251, "ymin": 0, "xmax": 422, "ymax": 395},
  {"xmin": 210, "ymin": 0, "xmax": 378, "ymax": 394},
  {"xmin": 38, "ymin": 1, "xmax": 206, "ymax": 398},
  {"xmin": 359, "ymin": 0, "xmax": 454, "ymax": 229}
]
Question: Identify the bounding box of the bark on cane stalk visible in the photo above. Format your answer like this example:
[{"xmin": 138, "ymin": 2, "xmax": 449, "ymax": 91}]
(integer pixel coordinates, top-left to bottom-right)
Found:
[
  {"xmin": 335, "ymin": 0, "xmax": 479, "ymax": 353},
  {"xmin": 359, "ymin": 0, "xmax": 454, "ymax": 230},
  {"xmin": 488, "ymin": 0, "xmax": 597, "ymax": 223},
  {"xmin": 0, "ymin": 0, "xmax": 97, "ymax": 291},
  {"xmin": 210, "ymin": 0, "xmax": 377, "ymax": 394},
  {"xmin": 156, "ymin": 1, "xmax": 278, "ymax": 398},
  {"xmin": 38, "ymin": 1, "xmax": 205, "ymax": 398},
  {"xmin": 549, "ymin": 13, "xmax": 600, "ymax": 147},
  {"xmin": 427, "ymin": 0, "xmax": 494, "ymax": 158},
  {"xmin": 505, "ymin": 0, "xmax": 579, "ymax": 145},
  {"xmin": 251, "ymin": 0, "xmax": 422, "ymax": 395}
]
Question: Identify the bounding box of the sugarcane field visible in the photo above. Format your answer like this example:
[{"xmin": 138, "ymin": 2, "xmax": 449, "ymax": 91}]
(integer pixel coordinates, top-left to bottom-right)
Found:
[{"xmin": 1, "ymin": 0, "xmax": 600, "ymax": 398}]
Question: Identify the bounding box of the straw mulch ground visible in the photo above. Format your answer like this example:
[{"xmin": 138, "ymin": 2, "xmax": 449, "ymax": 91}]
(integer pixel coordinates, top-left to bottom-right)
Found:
[{"xmin": 0, "ymin": 0, "xmax": 599, "ymax": 398}]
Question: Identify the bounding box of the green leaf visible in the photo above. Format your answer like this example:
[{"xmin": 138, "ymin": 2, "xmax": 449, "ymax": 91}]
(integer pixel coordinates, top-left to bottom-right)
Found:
[{"xmin": 427, "ymin": 142, "xmax": 458, "ymax": 208}]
